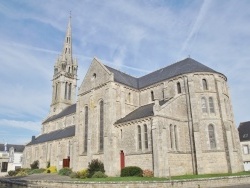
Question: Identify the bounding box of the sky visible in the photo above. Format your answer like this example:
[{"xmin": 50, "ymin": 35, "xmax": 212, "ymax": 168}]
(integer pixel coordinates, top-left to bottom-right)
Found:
[{"xmin": 0, "ymin": 0, "xmax": 250, "ymax": 145}]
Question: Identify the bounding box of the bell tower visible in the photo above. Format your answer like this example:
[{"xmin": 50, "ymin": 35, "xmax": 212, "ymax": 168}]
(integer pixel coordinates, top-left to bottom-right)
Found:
[{"xmin": 49, "ymin": 16, "xmax": 78, "ymax": 116}]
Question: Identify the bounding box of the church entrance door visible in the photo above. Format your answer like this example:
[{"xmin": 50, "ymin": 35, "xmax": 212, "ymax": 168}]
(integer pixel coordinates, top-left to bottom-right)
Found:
[
  {"xmin": 120, "ymin": 150, "xmax": 125, "ymax": 169},
  {"xmin": 63, "ymin": 157, "xmax": 70, "ymax": 168}
]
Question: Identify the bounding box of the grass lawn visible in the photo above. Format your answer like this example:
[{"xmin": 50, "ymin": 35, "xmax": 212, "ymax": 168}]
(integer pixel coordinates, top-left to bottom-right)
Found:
[{"xmin": 73, "ymin": 171, "xmax": 250, "ymax": 182}]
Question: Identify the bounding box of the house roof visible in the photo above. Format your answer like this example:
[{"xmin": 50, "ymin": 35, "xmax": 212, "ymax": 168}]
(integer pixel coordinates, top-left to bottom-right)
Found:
[
  {"xmin": 115, "ymin": 100, "xmax": 167, "ymax": 124},
  {"xmin": 238, "ymin": 121, "xmax": 250, "ymax": 141},
  {"xmin": 27, "ymin": 125, "xmax": 75, "ymax": 146},
  {"xmin": 105, "ymin": 58, "xmax": 224, "ymax": 89},
  {"xmin": 43, "ymin": 104, "xmax": 76, "ymax": 124},
  {"xmin": 0, "ymin": 144, "xmax": 25, "ymax": 152}
]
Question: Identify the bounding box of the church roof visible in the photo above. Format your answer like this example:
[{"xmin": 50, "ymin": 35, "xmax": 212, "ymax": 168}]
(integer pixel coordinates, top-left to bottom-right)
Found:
[
  {"xmin": 115, "ymin": 100, "xmax": 167, "ymax": 124},
  {"xmin": 43, "ymin": 104, "xmax": 76, "ymax": 124},
  {"xmin": 27, "ymin": 125, "xmax": 75, "ymax": 146},
  {"xmin": 238, "ymin": 121, "xmax": 250, "ymax": 141},
  {"xmin": 105, "ymin": 65, "xmax": 139, "ymax": 88},
  {"xmin": 105, "ymin": 58, "xmax": 224, "ymax": 89},
  {"xmin": 0, "ymin": 144, "xmax": 25, "ymax": 152}
]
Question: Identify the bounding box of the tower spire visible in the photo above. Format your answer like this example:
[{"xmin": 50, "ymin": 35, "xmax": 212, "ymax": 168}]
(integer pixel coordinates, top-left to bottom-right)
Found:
[
  {"xmin": 61, "ymin": 14, "xmax": 72, "ymax": 62},
  {"xmin": 49, "ymin": 15, "xmax": 78, "ymax": 117}
]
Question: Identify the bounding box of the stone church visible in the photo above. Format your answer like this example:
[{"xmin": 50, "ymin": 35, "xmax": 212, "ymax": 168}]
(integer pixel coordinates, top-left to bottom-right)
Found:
[{"xmin": 23, "ymin": 18, "xmax": 243, "ymax": 177}]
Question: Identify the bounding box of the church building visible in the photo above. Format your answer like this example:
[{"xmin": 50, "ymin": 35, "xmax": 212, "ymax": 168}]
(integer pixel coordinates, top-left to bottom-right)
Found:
[{"xmin": 23, "ymin": 18, "xmax": 243, "ymax": 177}]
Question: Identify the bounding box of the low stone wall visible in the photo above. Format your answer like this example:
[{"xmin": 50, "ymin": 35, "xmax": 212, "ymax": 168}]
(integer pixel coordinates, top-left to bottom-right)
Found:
[{"xmin": 1, "ymin": 175, "xmax": 250, "ymax": 188}]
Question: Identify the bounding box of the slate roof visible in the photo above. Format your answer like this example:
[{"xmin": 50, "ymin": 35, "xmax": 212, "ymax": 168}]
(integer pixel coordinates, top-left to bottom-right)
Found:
[
  {"xmin": 27, "ymin": 125, "xmax": 75, "ymax": 146},
  {"xmin": 0, "ymin": 144, "xmax": 25, "ymax": 152},
  {"xmin": 43, "ymin": 104, "xmax": 76, "ymax": 124},
  {"xmin": 115, "ymin": 100, "xmax": 168, "ymax": 124},
  {"xmin": 105, "ymin": 65, "xmax": 139, "ymax": 88},
  {"xmin": 238, "ymin": 121, "xmax": 250, "ymax": 142},
  {"xmin": 105, "ymin": 58, "xmax": 224, "ymax": 89}
]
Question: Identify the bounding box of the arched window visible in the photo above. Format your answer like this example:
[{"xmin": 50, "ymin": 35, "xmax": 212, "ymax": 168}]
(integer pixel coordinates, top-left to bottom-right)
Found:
[
  {"xmin": 128, "ymin": 92, "xmax": 131, "ymax": 103},
  {"xmin": 55, "ymin": 83, "xmax": 58, "ymax": 100},
  {"xmin": 138, "ymin": 125, "xmax": 142, "ymax": 150},
  {"xmin": 68, "ymin": 67, "xmax": 71, "ymax": 73},
  {"xmin": 99, "ymin": 101, "xmax": 104, "ymax": 152},
  {"xmin": 54, "ymin": 68, "xmax": 58, "ymax": 74},
  {"xmin": 209, "ymin": 97, "xmax": 215, "ymax": 113},
  {"xmin": 68, "ymin": 83, "xmax": 72, "ymax": 100},
  {"xmin": 208, "ymin": 124, "xmax": 216, "ymax": 149},
  {"xmin": 177, "ymin": 82, "xmax": 181, "ymax": 94},
  {"xmin": 65, "ymin": 48, "xmax": 67, "ymax": 54},
  {"xmin": 224, "ymin": 99, "xmax": 228, "ymax": 116},
  {"xmin": 151, "ymin": 91, "xmax": 154, "ymax": 101},
  {"xmin": 202, "ymin": 79, "xmax": 208, "ymax": 90},
  {"xmin": 170, "ymin": 124, "xmax": 173, "ymax": 149},
  {"xmin": 64, "ymin": 82, "xmax": 68, "ymax": 99},
  {"xmin": 84, "ymin": 106, "xmax": 88, "ymax": 153},
  {"xmin": 144, "ymin": 124, "xmax": 148, "ymax": 149},
  {"xmin": 201, "ymin": 97, "xmax": 208, "ymax": 113},
  {"xmin": 230, "ymin": 125, "xmax": 235, "ymax": 149},
  {"xmin": 174, "ymin": 125, "xmax": 178, "ymax": 150}
]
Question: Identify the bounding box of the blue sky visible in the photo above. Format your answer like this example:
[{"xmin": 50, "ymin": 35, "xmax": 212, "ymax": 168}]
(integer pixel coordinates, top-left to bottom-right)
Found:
[{"xmin": 0, "ymin": 0, "xmax": 250, "ymax": 145}]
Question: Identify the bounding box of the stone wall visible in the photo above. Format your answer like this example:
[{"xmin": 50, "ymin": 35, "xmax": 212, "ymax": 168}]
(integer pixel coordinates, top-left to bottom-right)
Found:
[{"xmin": 1, "ymin": 176, "xmax": 250, "ymax": 188}]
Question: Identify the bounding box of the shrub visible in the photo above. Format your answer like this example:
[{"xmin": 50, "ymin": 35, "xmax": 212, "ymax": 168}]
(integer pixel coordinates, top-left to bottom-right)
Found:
[
  {"xmin": 10, "ymin": 168, "xmax": 31, "ymax": 176},
  {"xmin": 8, "ymin": 170, "xmax": 17, "ymax": 176},
  {"xmin": 46, "ymin": 161, "xmax": 50, "ymax": 168},
  {"xmin": 121, "ymin": 166, "xmax": 143, "ymax": 177},
  {"xmin": 16, "ymin": 171, "xmax": 28, "ymax": 176},
  {"xmin": 30, "ymin": 160, "xmax": 39, "ymax": 169},
  {"xmin": 87, "ymin": 159, "xmax": 105, "ymax": 178},
  {"xmin": 58, "ymin": 167, "xmax": 72, "ymax": 176},
  {"xmin": 92, "ymin": 171, "xmax": 108, "ymax": 178},
  {"xmin": 69, "ymin": 172, "xmax": 78, "ymax": 178},
  {"xmin": 77, "ymin": 169, "xmax": 88, "ymax": 179},
  {"xmin": 46, "ymin": 166, "xmax": 57, "ymax": 173},
  {"xmin": 143, "ymin": 169, "xmax": 154, "ymax": 177},
  {"xmin": 29, "ymin": 168, "xmax": 46, "ymax": 175}
]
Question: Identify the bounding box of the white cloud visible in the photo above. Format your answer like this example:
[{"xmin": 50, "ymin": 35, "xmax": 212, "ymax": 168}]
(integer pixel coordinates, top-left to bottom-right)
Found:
[
  {"xmin": 0, "ymin": 119, "xmax": 41, "ymax": 132},
  {"xmin": 0, "ymin": 0, "xmax": 249, "ymax": 143}
]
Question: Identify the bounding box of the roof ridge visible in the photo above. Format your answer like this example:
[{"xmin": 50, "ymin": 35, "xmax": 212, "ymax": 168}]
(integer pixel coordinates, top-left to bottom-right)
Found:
[{"xmin": 138, "ymin": 58, "xmax": 189, "ymax": 79}]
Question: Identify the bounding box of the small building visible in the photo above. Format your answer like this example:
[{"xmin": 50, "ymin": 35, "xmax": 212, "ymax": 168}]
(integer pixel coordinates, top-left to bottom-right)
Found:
[
  {"xmin": 238, "ymin": 121, "xmax": 250, "ymax": 171},
  {"xmin": 0, "ymin": 143, "xmax": 25, "ymax": 175}
]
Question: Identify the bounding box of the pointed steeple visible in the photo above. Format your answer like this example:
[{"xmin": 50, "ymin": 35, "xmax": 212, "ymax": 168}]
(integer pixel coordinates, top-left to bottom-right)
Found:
[
  {"xmin": 61, "ymin": 15, "xmax": 73, "ymax": 63},
  {"xmin": 49, "ymin": 15, "xmax": 78, "ymax": 117}
]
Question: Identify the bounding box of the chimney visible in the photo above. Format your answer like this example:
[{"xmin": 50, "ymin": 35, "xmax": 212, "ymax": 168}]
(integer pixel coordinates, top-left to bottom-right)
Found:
[
  {"xmin": 4, "ymin": 142, "xmax": 7, "ymax": 152},
  {"xmin": 32, "ymin": 136, "xmax": 36, "ymax": 142}
]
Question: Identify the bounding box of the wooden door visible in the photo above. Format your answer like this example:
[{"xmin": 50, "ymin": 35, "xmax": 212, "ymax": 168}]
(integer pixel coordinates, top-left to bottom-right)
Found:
[
  {"xmin": 63, "ymin": 158, "xmax": 70, "ymax": 168},
  {"xmin": 120, "ymin": 150, "xmax": 125, "ymax": 169}
]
